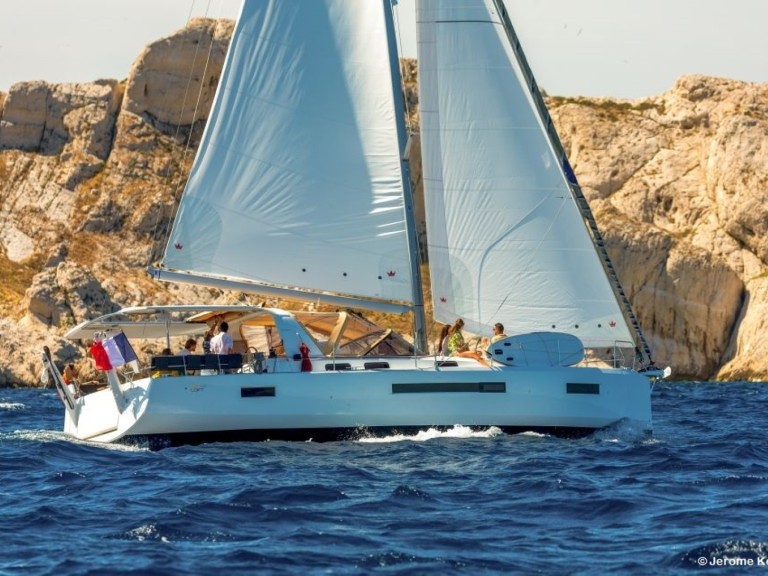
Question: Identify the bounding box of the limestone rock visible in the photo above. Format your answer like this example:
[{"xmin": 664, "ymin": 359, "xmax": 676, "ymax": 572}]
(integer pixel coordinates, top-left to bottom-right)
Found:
[
  {"xmin": 123, "ymin": 17, "xmax": 233, "ymax": 127},
  {"xmin": 0, "ymin": 80, "xmax": 122, "ymax": 157},
  {"xmin": 0, "ymin": 81, "xmax": 49, "ymax": 150},
  {"xmin": 550, "ymin": 75, "xmax": 768, "ymax": 379},
  {"xmin": 719, "ymin": 277, "xmax": 768, "ymax": 380},
  {"xmin": 24, "ymin": 261, "xmax": 114, "ymax": 327}
]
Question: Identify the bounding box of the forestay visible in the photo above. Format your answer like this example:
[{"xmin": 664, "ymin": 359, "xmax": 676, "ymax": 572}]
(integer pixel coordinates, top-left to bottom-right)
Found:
[
  {"xmin": 161, "ymin": 0, "xmax": 414, "ymax": 309},
  {"xmin": 416, "ymin": 0, "xmax": 634, "ymax": 348}
]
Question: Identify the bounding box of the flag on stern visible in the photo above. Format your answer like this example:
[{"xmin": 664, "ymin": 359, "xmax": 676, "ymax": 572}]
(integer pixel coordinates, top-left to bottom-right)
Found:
[
  {"xmin": 90, "ymin": 340, "xmax": 112, "ymax": 371},
  {"xmin": 91, "ymin": 333, "xmax": 139, "ymax": 371},
  {"xmin": 102, "ymin": 332, "xmax": 138, "ymax": 368}
]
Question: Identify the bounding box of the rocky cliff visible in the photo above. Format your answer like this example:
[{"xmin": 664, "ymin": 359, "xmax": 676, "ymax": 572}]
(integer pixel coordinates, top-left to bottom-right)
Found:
[{"xmin": 0, "ymin": 18, "xmax": 766, "ymax": 385}]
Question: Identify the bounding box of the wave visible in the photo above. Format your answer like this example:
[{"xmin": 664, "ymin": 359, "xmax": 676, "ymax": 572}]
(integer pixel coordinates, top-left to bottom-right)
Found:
[{"xmin": 0, "ymin": 402, "xmax": 26, "ymax": 411}]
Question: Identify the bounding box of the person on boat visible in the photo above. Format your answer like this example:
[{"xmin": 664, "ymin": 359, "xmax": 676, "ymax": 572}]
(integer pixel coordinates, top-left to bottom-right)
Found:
[
  {"xmin": 446, "ymin": 319, "xmax": 478, "ymax": 358},
  {"xmin": 180, "ymin": 338, "xmax": 197, "ymax": 356},
  {"xmin": 62, "ymin": 363, "xmax": 81, "ymax": 397},
  {"xmin": 151, "ymin": 348, "xmax": 180, "ymax": 378},
  {"xmin": 437, "ymin": 323, "xmax": 450, "ymax": 355},
  {"xmin": 62, "ymin": 361, "xmax": 102, "ymax": 394},
  {"xmin": 477, "ymin": 322, "xmax": 508, "ymax": 363},
  {"xmin": 448, "ymin": 319, "xmax": 473, "ymax": 354},
  {"xmin": 211, "ymin": 321, "xmax": 233, "ymax": 355},
  {"xmin": 447, "ymin": 319, "xmax": 492, "ymax": 365},
  {"xmin": 178, "ymin": 338, "xmax": 198, "ymax": 375},
  {"xmin": 202, "ymin": 328, "xmax": 214, "ymax": 354},
  {"xmin": 490, "ymin": 323, "xmax": 507, "ymax": 344}
]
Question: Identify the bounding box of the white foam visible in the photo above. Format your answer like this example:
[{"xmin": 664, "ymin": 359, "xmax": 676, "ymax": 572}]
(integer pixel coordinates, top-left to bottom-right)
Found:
[
  {"xmin": 590, "ymin": 418, "xmax": 653, "ymax": 444},
  {"xmin": 4, "ymin": 429, "xmax": 67, "ymax": 442},
  {"xmin": 0, "ymin": 402, "xmax": 26, "ymax": 411},
  {"xmin": 357, "ymin": 425, "xmax": 504, "ymax": 443}
]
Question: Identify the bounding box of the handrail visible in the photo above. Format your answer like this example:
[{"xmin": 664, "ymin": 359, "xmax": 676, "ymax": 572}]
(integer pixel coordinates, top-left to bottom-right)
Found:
[{"xmin": 41, "ymin": 346, "xmax": 76, "ymax": 412}]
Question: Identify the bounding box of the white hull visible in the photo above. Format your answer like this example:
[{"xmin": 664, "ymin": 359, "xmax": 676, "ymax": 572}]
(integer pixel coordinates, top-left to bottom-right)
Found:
[{"xmin": 63, "ymin": 358, "xmax": 653, "ymax": 446}]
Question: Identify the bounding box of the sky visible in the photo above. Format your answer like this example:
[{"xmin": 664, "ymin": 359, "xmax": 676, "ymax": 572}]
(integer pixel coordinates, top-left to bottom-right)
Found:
[{"xmin": 0, "ymin": 0, "xmax": 766, "ymax": 99}]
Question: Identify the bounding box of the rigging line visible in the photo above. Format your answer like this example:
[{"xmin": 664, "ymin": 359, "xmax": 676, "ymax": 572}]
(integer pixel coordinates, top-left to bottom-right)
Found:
[
  {"xmin": 172, "ymin": 0, "xmax": 214, "ymax": 144},
  {"xmin": 483, "ymin": 294, "xmax": 511, "ymax": 336},
  {"xmin": 177, "ymin": 13, "xmax": 218, "ymax": 182},
  {"xmin": 144, "ymin": 0, "xmax": 206, "ymax": 270},
  {"xmin": 171, "ymin": 0, "xmax": 216, "ymax": 201},
  {"xmin": 178, "ymin": 0, "xmax": 235, "ymax": 176},
  {"xmin": 155, "ymin": 0, "xmax": 222, "ymax": 270}
]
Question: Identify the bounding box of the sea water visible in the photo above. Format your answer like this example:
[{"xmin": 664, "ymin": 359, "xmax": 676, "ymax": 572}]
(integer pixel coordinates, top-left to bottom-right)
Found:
[{"xmin": 1, "ymin": 382, "xmax": 766, "ymax": 575}]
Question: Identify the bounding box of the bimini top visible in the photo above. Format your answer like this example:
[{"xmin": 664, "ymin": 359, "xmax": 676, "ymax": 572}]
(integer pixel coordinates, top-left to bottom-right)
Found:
[{"xmin": 63, "ymin": 305, "xmax": 266, "ymax": 341}]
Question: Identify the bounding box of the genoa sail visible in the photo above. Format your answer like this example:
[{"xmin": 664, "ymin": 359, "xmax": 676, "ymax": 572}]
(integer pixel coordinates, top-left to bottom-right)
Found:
[{"xmin": 416, "ymin": 0, "xmax": 634, "ymax": 348}]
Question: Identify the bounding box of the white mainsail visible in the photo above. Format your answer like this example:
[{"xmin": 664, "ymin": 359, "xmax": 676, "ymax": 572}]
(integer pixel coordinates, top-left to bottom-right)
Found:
[
  {"xmin": 160, "ymin": 0, "xmax": 415, "ymax": 312},
  {"xmin": 416, "ymin": 0, "xmax": 635, "ymax": 348}
]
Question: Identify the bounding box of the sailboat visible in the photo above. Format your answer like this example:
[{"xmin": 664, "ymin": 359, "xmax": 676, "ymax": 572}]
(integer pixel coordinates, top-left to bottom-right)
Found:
[{"xmin": 43, "ymin": 0, "xmax": 668, "ymax": 446}]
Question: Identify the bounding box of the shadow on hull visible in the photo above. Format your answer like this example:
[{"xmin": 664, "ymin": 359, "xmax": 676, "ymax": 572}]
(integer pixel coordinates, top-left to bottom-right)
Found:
[{"xmin": 120, "ymin": 425, "xmax": 604, "ymax": 450}]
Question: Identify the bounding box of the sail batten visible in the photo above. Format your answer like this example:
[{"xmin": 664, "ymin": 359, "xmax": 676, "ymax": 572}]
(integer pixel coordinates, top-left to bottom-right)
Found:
[
  {"xmin": 417, "ymin": 0, "xmax": 635, "ymax": 346},
  {"xmin": 161, "ymin": 0, "xmax": 414, "ymax": 306}
]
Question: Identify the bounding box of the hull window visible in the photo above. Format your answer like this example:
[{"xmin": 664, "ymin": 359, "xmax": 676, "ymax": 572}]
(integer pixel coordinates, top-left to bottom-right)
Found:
[
  {"xmin": 393, "ymin": 382, "xmax": 505, "ymax": 394},
  {"xmin": 566, "ymin": 383, "xmax": 600, "ymax": 395},
  {"xmin": 241, "ymin": 387, "xmax": 276, "ymax": 398},
  {"xmin": 325, "ymin": 363, "xmax": 352, "ymax": 371}
]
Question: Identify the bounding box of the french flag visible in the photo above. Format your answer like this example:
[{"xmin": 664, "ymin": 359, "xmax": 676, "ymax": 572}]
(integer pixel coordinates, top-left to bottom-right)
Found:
[{"xmin": 90, "ymin": 333, "xmax": 138, "ymax": 371}]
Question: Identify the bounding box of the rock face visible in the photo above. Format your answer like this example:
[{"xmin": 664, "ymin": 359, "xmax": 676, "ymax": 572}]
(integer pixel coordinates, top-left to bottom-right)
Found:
[
  {"xmin": 0, "ymin": 18, "xmax": 767, "ymax": 385},
  {"xmin": 547, "ymin": 79, "xmax": 768, "ymax": 379},
  {"xmin": 123, "ymin": 18, "xmax": 232, "ymax": 127}
]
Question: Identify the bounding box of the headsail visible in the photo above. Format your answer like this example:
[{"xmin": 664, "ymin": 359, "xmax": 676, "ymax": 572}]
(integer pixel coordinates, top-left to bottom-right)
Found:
[
  {"xmin": 158, "ymin": 0, "xmax": 415, "ymax": 313},
  {"xmin": 416, "ymin": 0, "xmax": 635, "ymax": 348}
]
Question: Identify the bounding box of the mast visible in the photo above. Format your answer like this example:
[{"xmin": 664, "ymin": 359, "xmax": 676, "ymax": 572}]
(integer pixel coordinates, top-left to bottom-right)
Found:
[
  {"xmin": 491, "ymin": 0, "xmax": 655, "ymax": 366},
  {"xmin": 384, "ymin": 0, "xmax": 428, "ymax": 354}
]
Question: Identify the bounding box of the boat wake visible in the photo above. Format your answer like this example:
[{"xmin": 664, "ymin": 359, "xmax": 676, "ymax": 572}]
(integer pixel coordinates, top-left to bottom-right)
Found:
[
  {"xmin": 590, "ymin": 418, "xmax": 654, "ymax": 444},
  {"xmin": 2, "ymin": 428, "xmax": 151, "ymax": 452},
  {"xmin": 1, "ymin": 429, "xmax": 67, "ymax": 443},
  {"xmin": 79, "ymin": 438, "xmax": 151, "ymax": 452},
  {"xmin": 357, "ymin": 425, "xmax": 505, "ymax": 443}
]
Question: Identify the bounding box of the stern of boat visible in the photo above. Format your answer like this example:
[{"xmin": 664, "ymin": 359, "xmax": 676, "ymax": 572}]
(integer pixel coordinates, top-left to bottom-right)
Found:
[{"xmin": 42, "ymin": 346, "xmax": 151, "ymax": 442}]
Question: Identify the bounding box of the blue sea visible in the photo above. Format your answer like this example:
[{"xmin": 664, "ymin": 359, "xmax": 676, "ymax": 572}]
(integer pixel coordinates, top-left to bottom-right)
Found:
[{"xmin": 1, "ymin": 382, "xmax": 767, "ymax": 575}]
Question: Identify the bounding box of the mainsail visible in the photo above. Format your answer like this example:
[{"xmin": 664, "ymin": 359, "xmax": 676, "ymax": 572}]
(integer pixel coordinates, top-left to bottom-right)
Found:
[
  {"xmin": 158, "ymin": 0, "xmax": 417, "ymax": 314},
  {"xmin": 416, "ymin": 0, "xmax": 635, "ymax": 348}
]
